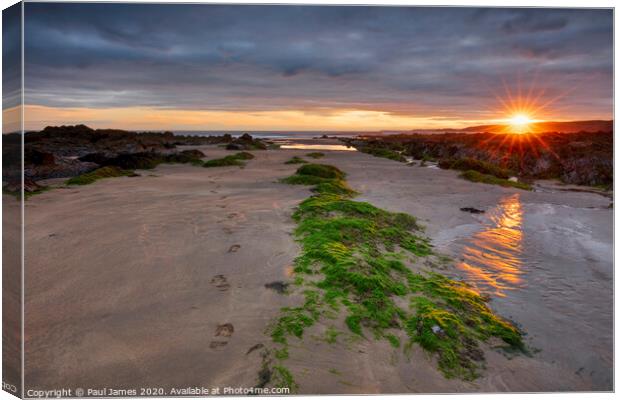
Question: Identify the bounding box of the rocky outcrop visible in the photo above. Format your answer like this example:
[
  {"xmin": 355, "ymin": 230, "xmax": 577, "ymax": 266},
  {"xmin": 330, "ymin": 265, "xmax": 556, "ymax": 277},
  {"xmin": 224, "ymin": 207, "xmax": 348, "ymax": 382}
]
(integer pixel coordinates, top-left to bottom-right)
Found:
[
  {"xmin": 3, "ymin": 125, "xmax": 264, "ymax": 184},
  {"xmin": 79, "ymin": 150, "xmax": 206, "ymax": 170},
  {"xmin": 344, "ymin": 131, "xmax": 613, "ymax": 187},
  {"xmin": 25, "ymin": 158, "xmax": 99, "ymax": 181},
  {"xmin": 227, "ymin": 133, "xmax": 267, "ymax": 150}
]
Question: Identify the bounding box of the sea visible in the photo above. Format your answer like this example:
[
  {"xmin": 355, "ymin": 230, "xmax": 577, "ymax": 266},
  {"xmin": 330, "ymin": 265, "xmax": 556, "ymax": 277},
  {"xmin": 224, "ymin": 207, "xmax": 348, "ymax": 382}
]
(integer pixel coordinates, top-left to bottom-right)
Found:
[{"xmin": 171, "ymin": 131, "xmax": 363, "ymax": 140}]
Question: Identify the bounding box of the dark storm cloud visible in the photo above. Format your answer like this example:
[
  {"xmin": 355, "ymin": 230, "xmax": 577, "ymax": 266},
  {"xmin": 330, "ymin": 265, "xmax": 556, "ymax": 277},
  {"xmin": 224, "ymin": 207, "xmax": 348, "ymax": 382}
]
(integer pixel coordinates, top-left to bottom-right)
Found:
[{"xmin": 23, "ymin": 4, "xmax": 612, "ymax": 119}]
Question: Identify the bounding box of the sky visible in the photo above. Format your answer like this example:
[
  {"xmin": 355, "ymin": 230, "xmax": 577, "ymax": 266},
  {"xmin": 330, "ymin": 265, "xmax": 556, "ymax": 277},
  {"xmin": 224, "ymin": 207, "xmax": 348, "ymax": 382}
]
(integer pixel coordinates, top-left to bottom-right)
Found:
[{"xmin": 3, "ymin": 3, "xmax": 614, "ymax": 131}]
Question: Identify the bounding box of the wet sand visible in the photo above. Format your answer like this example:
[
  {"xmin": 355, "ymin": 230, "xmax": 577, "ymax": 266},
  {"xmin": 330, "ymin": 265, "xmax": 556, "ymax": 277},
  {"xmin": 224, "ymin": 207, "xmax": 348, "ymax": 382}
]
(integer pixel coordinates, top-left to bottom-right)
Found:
[{"xmin": 21, "ymin": 142, "xmax": 612, "ymax": 393}]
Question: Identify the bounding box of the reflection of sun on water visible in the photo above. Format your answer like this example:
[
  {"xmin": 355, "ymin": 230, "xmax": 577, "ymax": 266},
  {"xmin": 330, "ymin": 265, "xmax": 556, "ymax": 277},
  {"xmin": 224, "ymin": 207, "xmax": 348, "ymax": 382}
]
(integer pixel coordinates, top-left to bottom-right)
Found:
[{"xmin": 457, "ymin": 194, "xmax": 524, "ymax": 297}]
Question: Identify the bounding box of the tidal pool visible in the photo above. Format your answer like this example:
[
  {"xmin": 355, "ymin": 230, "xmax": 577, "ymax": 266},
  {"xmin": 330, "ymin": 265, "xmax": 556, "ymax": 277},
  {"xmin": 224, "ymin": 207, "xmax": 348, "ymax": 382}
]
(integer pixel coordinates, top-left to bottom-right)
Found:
[
  {"xmin": 456, "ymin": 193, "xmax": 525, "ymax": 297},
  {"xmin": 279, "ymin": 143, "xmax": 357, "ymax": 151}
]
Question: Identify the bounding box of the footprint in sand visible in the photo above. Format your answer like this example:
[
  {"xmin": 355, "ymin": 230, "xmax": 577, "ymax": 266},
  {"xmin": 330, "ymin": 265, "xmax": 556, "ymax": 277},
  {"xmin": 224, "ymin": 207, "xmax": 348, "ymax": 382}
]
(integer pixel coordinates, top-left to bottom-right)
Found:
[
  {"xmin": 246, "ymin": 343, "xmax": 264, "ymax": 355},
  {"xmin": 226, "ymin": 212, "xmax": 247, "ymax": 222},
  {"xmin": 210, "ymin": 274, "xmax": 230, "ymax": 291},
  {"xmin": 215, "ymin": 323, "xmax": 234, "ymax": 337},
  {"xmin": 210, "ymin": 323, "xmax": 234, "ymax": 349},
  {"xmin": 227, "ymin": 244, "xmax": 241, "ymax": 253}
]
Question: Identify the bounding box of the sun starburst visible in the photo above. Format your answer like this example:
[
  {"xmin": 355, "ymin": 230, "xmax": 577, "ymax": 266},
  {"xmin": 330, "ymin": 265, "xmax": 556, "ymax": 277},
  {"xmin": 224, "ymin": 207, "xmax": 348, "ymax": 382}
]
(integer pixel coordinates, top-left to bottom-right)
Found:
[
  {"xmin": 506, "ymin": 113, "xmax": 535, "ymax": 134},
  {"xmin": 484, "ymin": 72, "xmax": 574, "ymax": 135},
  {"xmin": 472, "ymin": 76, "xmax": 571, "ymax": 171}
]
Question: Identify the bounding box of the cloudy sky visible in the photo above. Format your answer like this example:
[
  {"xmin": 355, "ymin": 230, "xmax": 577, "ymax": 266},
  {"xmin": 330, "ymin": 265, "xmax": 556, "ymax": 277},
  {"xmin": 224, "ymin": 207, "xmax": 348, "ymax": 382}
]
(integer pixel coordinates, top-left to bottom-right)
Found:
[{"xmin": 10, "ymin": 3, "xmax": 615, "ymax": 130}]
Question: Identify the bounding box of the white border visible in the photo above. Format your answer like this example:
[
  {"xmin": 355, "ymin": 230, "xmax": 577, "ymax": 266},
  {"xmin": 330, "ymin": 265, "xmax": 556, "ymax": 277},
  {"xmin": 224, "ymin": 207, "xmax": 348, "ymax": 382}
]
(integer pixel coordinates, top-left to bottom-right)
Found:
[{"xmin": 0, "ymin": 2, "xmax": 616, "ymax": 400}]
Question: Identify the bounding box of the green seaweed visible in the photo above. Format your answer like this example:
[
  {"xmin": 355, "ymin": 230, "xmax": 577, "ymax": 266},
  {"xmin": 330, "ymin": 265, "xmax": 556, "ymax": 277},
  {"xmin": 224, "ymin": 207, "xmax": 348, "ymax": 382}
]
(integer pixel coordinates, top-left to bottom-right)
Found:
[
  {"xmin": 324, "ymin": 326, "xmax": 341, "ymax": 344},
  {"xmin": 256, "ymin": 350, "xmax": 299, "ymax": 392},
  {"xmin": 89, "ymin": 151, "xmax": 205, "ymax": 170},
  {"xmin": 271, "ymin": 365, "xmax": 298, "ymax": 390},
  {"xmin": 66, "ymin": 166, "xmax": 136, "ymax": 185},
  {"xmin": 280, "ymin": 164, "xmax": 357, "ymax": 197},
  {"xmin": 297, "ymin": 163, "xmax": 344, "ymax": 179},
  {"xmin": 405, "ymin": 271, "xmax": 524, "ymax": 378},
  {"xmin": 285, "ymin": 156, "xmax": 308, "ymax": 164},
  {"xmin": 361, "ymin": 147, "xmax": 406, "ymax": 162},
  {"xmin": 271, "ymin": 162, "xmax": 524, "ymax": 382},
  {"xmin": 306, "ymin": 152, "xmax": 325, "ymax": 159},
  {"xmin": 460, "ymin": 170, "xmax": 532, "ymax": 191},
  {"xmin": 203, "ymin": 152, "xmax": 254, "ymax": 168},
  {"xmin": 3, "ymin": 186, "xmax": 51, "ymax": 200},
  {"xmin": 385, "ymin": 333, "xmax": 401, "ymax": 348},
  {"xmin": 328, "ymin": 368, "xmax": 341, "ymax": 376},
  {"xmin": 440, "ymin": 157, "xmax": 512, "ymax": 179},
  {"xmin": 274, "ymin": 347, "xmax": 289, "ymax": 360}
]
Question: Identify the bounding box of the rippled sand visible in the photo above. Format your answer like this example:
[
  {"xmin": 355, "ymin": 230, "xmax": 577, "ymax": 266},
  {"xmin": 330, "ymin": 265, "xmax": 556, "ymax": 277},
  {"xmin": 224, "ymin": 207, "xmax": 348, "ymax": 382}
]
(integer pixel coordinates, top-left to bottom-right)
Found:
[{"xmin": 20, "ymin": 141, "xmax": 613, "ymax": 393}]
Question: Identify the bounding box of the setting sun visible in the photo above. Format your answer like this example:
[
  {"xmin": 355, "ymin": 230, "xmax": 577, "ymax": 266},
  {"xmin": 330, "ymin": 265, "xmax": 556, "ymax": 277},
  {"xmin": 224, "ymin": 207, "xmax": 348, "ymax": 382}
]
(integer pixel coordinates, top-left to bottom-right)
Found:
[{"xmin": 508, "ymin": 114, "xmax": 535, "ymax": 133}]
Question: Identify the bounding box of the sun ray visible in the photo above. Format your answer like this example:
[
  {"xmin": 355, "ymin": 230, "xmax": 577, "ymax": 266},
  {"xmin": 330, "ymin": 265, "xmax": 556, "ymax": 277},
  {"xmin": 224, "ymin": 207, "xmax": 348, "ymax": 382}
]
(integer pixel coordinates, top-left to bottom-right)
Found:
[{"xmin": 488, "ymin": 73, "xmax": 576, "ymax": 135}]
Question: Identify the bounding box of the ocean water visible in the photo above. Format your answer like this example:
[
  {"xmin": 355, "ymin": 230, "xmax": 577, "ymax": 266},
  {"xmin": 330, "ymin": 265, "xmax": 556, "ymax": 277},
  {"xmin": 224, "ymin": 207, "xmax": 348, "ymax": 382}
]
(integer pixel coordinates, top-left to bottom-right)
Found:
[{"xmin": 172, "ymin": 131, "xmax": 362, "ymax": 139}]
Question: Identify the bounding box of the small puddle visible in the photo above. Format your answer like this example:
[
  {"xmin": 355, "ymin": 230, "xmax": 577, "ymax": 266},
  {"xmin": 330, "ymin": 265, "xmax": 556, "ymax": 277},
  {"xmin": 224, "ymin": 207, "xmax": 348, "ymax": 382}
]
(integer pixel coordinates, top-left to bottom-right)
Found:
[
  {"xmin": 456, "ymin": 193, "xmax": 525, "ymax": 297},
  {"xmin": 279, "ymin": 143, "xmax": 357, "ymax": 151}
]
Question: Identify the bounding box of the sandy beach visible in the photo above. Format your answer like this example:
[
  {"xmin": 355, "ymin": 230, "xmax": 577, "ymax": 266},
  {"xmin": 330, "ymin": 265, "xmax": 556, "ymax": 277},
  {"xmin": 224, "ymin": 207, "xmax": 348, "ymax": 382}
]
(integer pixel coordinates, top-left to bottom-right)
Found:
[{"xmin": 19, "ymin": 141, "xmax": 612, "ymax": 393}]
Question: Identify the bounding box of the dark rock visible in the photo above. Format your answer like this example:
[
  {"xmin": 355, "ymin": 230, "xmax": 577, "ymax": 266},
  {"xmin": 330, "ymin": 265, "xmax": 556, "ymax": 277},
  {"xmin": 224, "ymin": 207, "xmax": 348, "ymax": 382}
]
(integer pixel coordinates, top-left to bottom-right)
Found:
[
  {"xmin": 179, "ymin": 149, "xmax": 205, "ymax": 158},
  {"xmin": 223, "ymin": 133, "xmax": 268, "ymax": 150},
  {"xmin": 79, "ymin": 153, "xmax": 110, "ymax": 165},
  {"xmin": 460, "ymin": 207, "xmax": 485, "ymax": 214},
  {"xmin": 226, "ymin": 143, "xmax": 243, "ymax": 150},
  {"xmin": 25, "ymin": 149, "xmax": 55, "ymax": 166},
  {"xmin": 104, "ymin": 152, "xmax": 165, "ymax": 170},
  {"xmin": 24, "ymin": 179, "xmax": 43, "ymax": 193},
  {"xmin": 87, "ymin": 151, "xmax": 206, "ymax": 170},
  {"xmin": 25, "ymin": 157, "xmax": 99, "ymax": 180},
  {"xmin": 239, "ymin": 133, "xmax": 253, "ymax": 142},
  {"xmin": 3, "ymin": 178, "xmax": 44, "ymax": 194},
  {"xmin": 265, "ymin": 281, "xmax": 289, "ymax": 294}
]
